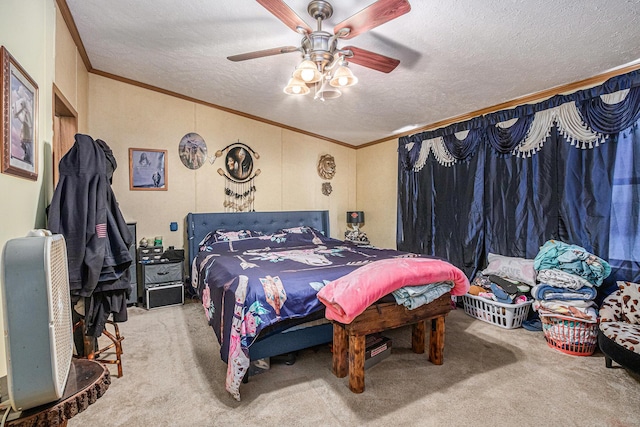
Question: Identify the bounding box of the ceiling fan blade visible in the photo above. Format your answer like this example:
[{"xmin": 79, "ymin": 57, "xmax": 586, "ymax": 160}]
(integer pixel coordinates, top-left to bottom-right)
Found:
[
  {"xmin": 344, "ymin": 46, "xmax": 400, "ymax": 73},
  {"xmin": 227, "ymin": 46, "xmax": 299, "ymax": 62},
  {"xmin": 334, "ymin": 0, "xmax": 411, "ymax": 40},
  {"xmin": 256, "ymin": 0, "xmax": 313, "ymax": 34}
]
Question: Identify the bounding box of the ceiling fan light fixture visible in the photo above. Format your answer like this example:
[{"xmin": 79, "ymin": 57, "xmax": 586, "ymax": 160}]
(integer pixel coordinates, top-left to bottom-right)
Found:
[
  {"xmin": 293, "ymin": 59, "xmax": 322, "ymax": 83},
  {"xmin": 283, "ymin": 76, "xmax": 311, "ymax": 95},
  {"xmin": 329, "ymin": 62, "xmax": 358, "ymax": 87},
  {"xmin": 314, "ymin": 79, "xmax": 342, "ymax": 101},
  {"xmin": 234, "ymin": 0, "xmax": 407, "ymax": 101}
]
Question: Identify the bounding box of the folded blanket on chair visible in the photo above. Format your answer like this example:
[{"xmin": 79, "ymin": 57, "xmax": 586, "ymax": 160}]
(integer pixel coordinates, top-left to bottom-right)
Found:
[{"xmin": 317, "ymin": 258, "xmax": 469, "ymax": 324}]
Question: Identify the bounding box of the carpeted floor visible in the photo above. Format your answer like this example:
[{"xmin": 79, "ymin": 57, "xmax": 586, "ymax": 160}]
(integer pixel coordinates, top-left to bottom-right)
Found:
[{"xmin": 69, "ymin": 300, "xmax": 640, "ymax": 427}]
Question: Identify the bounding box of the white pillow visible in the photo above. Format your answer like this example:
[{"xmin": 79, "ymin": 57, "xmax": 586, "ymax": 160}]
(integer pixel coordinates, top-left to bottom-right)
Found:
[{"xmin": 482, "ymin": 253, "xmax": 537, "ymax": 286}]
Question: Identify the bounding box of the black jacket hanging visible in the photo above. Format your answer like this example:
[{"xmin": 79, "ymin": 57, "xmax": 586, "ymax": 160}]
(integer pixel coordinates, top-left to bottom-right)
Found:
[{"xmin": 48, "ymin": 133, "xmax": 132, "ymax": 336}]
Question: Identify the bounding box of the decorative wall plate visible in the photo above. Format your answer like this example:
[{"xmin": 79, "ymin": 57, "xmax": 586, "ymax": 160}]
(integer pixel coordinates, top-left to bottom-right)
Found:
[{"xmin": 179, "ymin": 132, "xmax": 207, "ymax": 170}]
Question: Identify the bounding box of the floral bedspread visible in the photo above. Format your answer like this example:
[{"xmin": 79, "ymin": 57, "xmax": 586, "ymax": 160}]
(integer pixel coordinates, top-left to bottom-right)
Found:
[{"xmin": 191, "ymin": 227, "xmax": 432, "ymax": 400}]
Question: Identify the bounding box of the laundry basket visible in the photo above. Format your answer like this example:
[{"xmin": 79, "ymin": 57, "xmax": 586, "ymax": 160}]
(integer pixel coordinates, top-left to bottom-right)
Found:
[
  {"xmin": 461, "ymin": 293, "xmax": 531, "ymax": 329},
  {"xmin": 539, "ymin": 311, "xmax": 599, "ymax": 356}
]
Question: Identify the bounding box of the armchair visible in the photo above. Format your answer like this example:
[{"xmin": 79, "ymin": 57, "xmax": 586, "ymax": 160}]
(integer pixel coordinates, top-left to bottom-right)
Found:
[{"xmin": 598, "ymin": 281, "xmax": 640, "ymax": 374}]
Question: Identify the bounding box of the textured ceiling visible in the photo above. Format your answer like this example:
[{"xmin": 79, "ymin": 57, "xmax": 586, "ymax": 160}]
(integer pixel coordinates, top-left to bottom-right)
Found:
[{"xmin": 65, "ymin": 0, "xmax": 640, "ymax": 146}]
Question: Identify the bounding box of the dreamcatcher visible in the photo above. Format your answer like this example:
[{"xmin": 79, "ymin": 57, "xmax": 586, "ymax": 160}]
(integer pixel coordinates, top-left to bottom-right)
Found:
[{"xmin": 216, "ymin": 141, "xmax": 260, "ymax": 212}]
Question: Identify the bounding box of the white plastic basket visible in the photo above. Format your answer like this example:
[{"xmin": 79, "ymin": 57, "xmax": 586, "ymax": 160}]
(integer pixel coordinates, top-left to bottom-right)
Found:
[{"xmin": 461, "ymin": 293, "xmax": 532, "ymax": 329}]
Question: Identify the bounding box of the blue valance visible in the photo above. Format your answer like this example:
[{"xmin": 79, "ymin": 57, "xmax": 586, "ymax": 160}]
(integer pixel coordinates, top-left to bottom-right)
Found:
[
  {"xmin": 486, "ymin": 115, "xmax": 534, "ymax": 154},
  {"xmin": 400, "ymin": 69, "xmax": 640, "ymax": 167},
  {"xmin": 442, "ymin": 129, "xmax": 482, "ymax": 161},
  {"xmin": 578, "ymin": 85, "xmax": 640, "ymax": 133}
]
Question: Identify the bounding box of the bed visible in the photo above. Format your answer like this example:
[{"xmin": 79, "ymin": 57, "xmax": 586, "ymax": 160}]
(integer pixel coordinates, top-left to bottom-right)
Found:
[{"xmin": 187, "ymin": 210, "xmax": 469, "ymax": 400}]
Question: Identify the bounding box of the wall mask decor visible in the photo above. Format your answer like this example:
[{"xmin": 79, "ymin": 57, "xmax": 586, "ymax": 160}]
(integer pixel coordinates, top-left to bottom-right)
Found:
[
  {"xmin": 317, "ymin": 154, "xmax": 336, "ymax": 180},
  {"xmin": 216, "ymin": 141, "xmax": 260, "ymax": 212},
  {"xmin": 322, "ymin": 182, "xmax": 332, "ymax": 196},
  {"xmin": 317, "ymin": 154, "xmax": 335, "ymax": 196},
  {"xmin": 178, "ymin": 132, "xmax": 208, "ymax": 170}
]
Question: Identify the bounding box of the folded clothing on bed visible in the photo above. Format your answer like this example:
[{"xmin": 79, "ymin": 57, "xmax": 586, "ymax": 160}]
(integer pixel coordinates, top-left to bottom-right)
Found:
[{"xmin": 317, "ymin": 258, "xmax": 470, "ymax": 324}]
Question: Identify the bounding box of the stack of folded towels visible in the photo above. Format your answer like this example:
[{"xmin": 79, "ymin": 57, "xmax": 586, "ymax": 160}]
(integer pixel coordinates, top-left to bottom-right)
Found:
[{"xmin": 531, "ymin": 239, "xmax": 611, "ymax": 322}]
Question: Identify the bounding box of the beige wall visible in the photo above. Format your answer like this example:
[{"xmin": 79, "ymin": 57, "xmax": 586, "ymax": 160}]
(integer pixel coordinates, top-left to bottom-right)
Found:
[
  {"xmin": 87, "ymin": 75, "xmax": 357, "ymax": 250},
  {"xmin": 356, "ymin": 139, "xmax": 398, "ymax": 249},
  {"xmin": 0, "ymin": 0, "xmax": 88, "ymax": 377},
  {"xmin": 0, "ymin": 0, "xmax": 54, "ymax": 377}
]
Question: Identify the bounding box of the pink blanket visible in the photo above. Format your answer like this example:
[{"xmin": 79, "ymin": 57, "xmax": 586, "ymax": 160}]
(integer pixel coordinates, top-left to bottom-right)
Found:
[{"xmin": 317, "ymin": 258, "xmax": 470, "ymax": 324}]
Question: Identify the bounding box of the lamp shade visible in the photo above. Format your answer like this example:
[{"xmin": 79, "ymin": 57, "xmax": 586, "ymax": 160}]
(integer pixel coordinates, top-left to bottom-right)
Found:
[
  {"xmin": 292, "ymin": 59, "xmax": 322, "ymax": 83},
  {"xmin": 283, "ymin": 76, "xmax": 310, "ymax": 95},
  {"xmin": 314, "ymin": 79, "xmax": 341, "ymax": 101},
  {"xmin": 329, "ymin": 63, "xmax": 358, "ymax": 87},
  {"xmin": 347, "ymin": 211, "xmax": 364, "ymax": 224}
]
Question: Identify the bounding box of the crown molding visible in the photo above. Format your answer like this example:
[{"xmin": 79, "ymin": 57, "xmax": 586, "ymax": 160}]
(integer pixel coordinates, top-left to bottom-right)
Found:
[{"xmin": 370, "ymin": 62, "xmax": 640, "ymax": 148}]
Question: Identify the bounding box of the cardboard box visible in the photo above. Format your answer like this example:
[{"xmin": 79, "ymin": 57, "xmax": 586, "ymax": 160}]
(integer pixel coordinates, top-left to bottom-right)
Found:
[{"xmin": 364, "ymin": 334, "xmax": 392, "ymax": 370}]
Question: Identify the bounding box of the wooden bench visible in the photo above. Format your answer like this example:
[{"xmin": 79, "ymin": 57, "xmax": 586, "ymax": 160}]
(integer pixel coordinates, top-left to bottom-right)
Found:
[{"xmin": 331, "ymin": 292, "xmax": 451, "ymax": 393}]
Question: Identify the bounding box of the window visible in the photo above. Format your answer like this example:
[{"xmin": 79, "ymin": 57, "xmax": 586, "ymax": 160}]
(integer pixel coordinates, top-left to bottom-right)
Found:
[{"xmin": 609, "ymin": 123, "xmax": 640, "ymax": 265}]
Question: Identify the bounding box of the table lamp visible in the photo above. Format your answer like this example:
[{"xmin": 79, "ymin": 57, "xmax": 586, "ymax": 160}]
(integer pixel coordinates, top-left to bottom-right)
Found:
[{"xmin": 345, "ymin": 211, "xmax": 369, "ymax": 244}]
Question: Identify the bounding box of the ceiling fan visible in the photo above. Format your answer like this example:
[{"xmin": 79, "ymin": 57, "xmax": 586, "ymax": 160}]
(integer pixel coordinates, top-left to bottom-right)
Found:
[{"xmin": 227, "ymin": 0, "xmax": 411, "ymax": 99}]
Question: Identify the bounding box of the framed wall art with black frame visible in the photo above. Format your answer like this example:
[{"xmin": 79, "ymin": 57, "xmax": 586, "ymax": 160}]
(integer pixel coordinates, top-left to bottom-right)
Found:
[
  {"xmin": 129, "ymin": 148, "xmax": 168, "ymax": 191},
  {"xmin": 0, "ymin": 46, "xmax": 38, "ymax": 181}
]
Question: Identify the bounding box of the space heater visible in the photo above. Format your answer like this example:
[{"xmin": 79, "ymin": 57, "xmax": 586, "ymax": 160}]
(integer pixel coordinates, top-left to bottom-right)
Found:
[{"xmin": 0, "ymin": 230, "xmax": 73, "ymax": 412}]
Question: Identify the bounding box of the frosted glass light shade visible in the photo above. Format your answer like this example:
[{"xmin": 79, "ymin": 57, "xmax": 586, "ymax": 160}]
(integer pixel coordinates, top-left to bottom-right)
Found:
[
  {"xmin": 314, "ymin": 80, "xmax": 342, "ymax": 101},
  {"xmin": 283, "ymin": 76, "xmax": 310, "ymax": 95},
  {"xmin": 292, "ymin": 60, "xmax": 322, "ymax": 83},
  {"xmin": 329, "ymin": 64, "xmax": 358, "ymax": 87}
]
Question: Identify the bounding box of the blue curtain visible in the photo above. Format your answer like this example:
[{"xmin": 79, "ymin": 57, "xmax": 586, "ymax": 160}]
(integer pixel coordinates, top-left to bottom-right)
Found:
[
  {"xmin": 398, "ymin": 70, "xmax": 640, "ymax": 298},
  {"xmin": 398, "ymin": 143, "xmax": 484, "ymax": 278},
  {"xmin": 483, "ymin": 130, "xmax": 558, "ymax": 259}
]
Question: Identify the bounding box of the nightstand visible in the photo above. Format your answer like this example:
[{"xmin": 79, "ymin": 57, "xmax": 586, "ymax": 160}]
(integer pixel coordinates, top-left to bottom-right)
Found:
[
  {"xmin": 139, "ymin": 260, "xmax": 184, "ymax": 310},
  {"xmin": 126, "ymin": 222, "xmax": 137, "ymax": 305}
]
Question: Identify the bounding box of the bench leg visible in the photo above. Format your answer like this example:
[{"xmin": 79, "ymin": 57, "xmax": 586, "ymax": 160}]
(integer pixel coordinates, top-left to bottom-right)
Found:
[
  {"xmin": 429, "ymin": 316, "xmax": 445, "ymax": 365},
  {"xmin": 332, "ymin": 324, "xmax": 348, "ymax": 378},
  {"xmin": 411, "ymin": 320, "xmax": 426, "ymax": 354},
  {"xmin": 348, "ymin": 334, "xmax": 366, "ymax": 393}
]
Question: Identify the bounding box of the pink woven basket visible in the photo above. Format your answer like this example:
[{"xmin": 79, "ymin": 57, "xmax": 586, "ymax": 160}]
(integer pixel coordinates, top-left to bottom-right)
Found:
[{"xmin": 539, "ymin": 311, "xmax": 598, "ymax": 356}]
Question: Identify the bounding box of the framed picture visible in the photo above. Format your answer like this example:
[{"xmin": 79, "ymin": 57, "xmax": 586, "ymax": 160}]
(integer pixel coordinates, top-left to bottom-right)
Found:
[
  {"xmin": 0, "ymin": 46, "xmax": 38, "ymax": 180},
  {"xmin": 129, "ymin": 148, "xmax": 168, "ymax": 191}
]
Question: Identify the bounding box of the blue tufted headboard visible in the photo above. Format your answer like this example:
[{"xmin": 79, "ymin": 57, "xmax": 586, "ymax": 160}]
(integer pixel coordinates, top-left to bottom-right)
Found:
[{"xmin": 185, "ymin": 210, "xmax": 330, "ymax": 269}]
